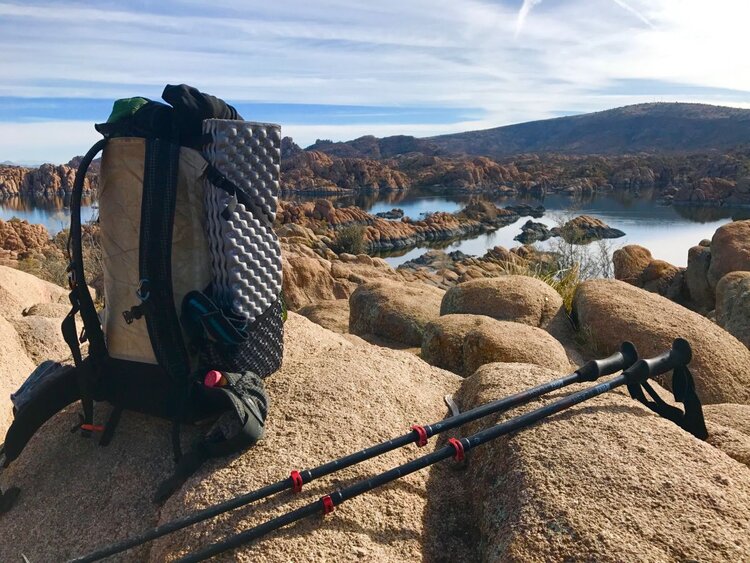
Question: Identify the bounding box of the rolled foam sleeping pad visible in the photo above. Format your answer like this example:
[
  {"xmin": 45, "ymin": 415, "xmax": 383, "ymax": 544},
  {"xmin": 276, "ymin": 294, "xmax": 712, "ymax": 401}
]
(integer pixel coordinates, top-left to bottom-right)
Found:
[{"xmin": 202, "ymin": 120, "xmax": 283, "ymax": 324}]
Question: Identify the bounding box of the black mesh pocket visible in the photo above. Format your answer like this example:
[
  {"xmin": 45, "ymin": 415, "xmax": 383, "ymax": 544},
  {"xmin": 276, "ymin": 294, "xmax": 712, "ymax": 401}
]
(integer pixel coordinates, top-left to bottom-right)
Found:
[{"xmin": 200, "ymin": 298, "xmax": 284, "ymax": 378}]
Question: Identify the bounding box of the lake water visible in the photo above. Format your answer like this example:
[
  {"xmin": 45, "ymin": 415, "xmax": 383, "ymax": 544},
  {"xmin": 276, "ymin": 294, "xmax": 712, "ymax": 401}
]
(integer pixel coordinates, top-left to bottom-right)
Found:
[
  {"xmin": 3, "ymin": 191, "xmax": 749, "ymax": 269},
  {"xmin": 0, "ymin": 196, "xmax": 97, "ymax": 233},
  {"xmin": 290, "ymin": 189, "xmax": 750, "ymax": 268}
]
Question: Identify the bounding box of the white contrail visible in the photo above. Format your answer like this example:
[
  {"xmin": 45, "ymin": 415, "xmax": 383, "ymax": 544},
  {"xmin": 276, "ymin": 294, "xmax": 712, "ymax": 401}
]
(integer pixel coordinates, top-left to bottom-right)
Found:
[
  {"xmin": 610, "ymin": 0, "xmax": 654, "ymax": 28},
  {"xmin": 514, "ymin": 0, "xmax": 543, "ymax": 38}
]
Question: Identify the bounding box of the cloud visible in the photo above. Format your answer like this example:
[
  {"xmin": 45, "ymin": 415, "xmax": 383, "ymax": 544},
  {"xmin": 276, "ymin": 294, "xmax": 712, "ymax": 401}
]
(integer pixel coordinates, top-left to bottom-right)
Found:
[
  {"xmin": 0, "ymin": 0, "xmax": 749, "ymax": 161},
  {"xmin": 0, "ymin": 120, "xmax": 100, "ymax": 164},
  {"xmin": 610, "ymin": 0, "xmax": 653, "ymax": 27},
  {"xmin": 515, "ymin": 0, "xmax": 543, "ymax": 38}
]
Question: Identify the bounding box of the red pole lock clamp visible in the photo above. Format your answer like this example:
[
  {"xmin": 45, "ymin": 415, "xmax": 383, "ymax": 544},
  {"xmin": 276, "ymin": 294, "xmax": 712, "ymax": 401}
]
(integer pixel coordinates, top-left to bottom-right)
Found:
[
  {"xmin": 321, "ymin": 495, "xmax": 334, "ymax": 515},
  {"xmin": 448, "ymin": 438, "xmax": 465, "ymax": 462},
  {"xmin": 290, "ymin": 470, "xmax": 304, "ymax": 493},
  {"xmin": 410, "ymin": 425, "xmax": 428, "ymax": 447}
]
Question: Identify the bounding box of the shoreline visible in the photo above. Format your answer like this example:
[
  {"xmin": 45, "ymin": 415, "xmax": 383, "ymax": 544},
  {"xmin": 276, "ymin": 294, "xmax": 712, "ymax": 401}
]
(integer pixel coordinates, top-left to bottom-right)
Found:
[{"xmin": 3, "ymin": 185, "xmax": 750, "ymax": 209}]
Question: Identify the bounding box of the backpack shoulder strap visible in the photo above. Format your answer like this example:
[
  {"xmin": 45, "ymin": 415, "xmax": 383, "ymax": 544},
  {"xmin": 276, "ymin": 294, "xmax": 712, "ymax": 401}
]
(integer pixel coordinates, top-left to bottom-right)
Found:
[
  {"xmin": 125, "ymin": 138, "xmax": 193, "ymax": 460},
  {"xmin": 1, "ymin": 363, "xmax": 81, "ymax": 465},
  {"xmin": 64, "ymin": 138, "xmax": 109, "ymax": 433},
  {"xmin": 135, "ymin": 138, "xmax": 191, "ymax": 379}
]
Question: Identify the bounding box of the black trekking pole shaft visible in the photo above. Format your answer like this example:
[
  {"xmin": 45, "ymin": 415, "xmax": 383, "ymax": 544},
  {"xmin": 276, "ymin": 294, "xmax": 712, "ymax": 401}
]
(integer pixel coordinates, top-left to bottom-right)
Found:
[
  {"xmin": 69, "ymin": 343, "xmax": 636, "ymax": 563},
  {"xmin": 177, "ymin": 339, "xmax": 688, "ymax": 563}
]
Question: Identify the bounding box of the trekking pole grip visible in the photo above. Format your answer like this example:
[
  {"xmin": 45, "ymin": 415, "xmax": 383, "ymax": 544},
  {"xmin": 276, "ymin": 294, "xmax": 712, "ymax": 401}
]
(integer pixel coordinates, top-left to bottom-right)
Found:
[
  {"xmin": 576, "ymin": 341, "xmax": 638, "ymax": 382},
  {"xmin": 623, "ymin": 338, "xmax": 692, "ymax": 385}
]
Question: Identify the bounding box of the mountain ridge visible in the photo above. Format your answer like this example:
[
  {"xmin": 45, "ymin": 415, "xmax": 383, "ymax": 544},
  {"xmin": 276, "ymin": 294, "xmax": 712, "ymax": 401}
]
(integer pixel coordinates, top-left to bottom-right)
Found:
[{"xmin": 307, "ymin": 102, "xmax": 750, "ymax": 158}]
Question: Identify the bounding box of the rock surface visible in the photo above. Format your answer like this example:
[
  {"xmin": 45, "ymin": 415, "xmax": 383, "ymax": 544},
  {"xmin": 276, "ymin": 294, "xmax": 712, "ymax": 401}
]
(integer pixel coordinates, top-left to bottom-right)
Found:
[
  {"xmin": 426, "ymin": 362, "xmax": 750, "ymax": 562},
  {"xmin": 0, "ymin": 315, "xmax": 36, "ymax": 436},
  {"xmin": 0, "ymin": 314, "xmax": 461, "ymax": 562},
  {"xmin": 297, "ymin": 299, "xmax": 350, "ymax": 334},
  {"xmin": 715, "ymin": 271, "xmax": 750, "ymax": 349},
  {"xmin": 421, "ymin": 314, "xmax": 571, "ymax": 376},
  {"xmin": 0, "ymin": 267, "xmax": 74, "ymax": 436},
  {"xmin": 440, "ymin": 276, "xmax": 572, "ymax": 341},
  {"xmin": 685, "ymin": 243, "xmax": 714, "ymax": 311},
  {"xmin": 0, "ymin": 265, "xmax": 68, "ymax": 316},
  {"xmin": 573, "ymin": 279, "xmax": 750, "ymax": 405},
  {"xmin": 613, "ymin": 245, "xmax": 653, "ymax": 285},
  {"xmin": 22, "ymin": 302, "xmax": 71, "ymax": 318},
  {"xmin": 639, "ymin": 259, "xmax": 683, "ymax": 298},
  {"xmin": 613, "ymin": 244, "xmax": 685, "ymax": 301},
  {"xmin": 550, "ymin": 215, "xmax": 625, "ymax": 242},
  {"xmin": 704, "ymin": 403, "xmax": 750, "ymax": 468},
  {"xmin": 278, "ymin": 199, "xmax": 519, "ymax": 253},
  {"xmin": 281, "ymin": 255, "xmax": 347, "ymax": 310},
  {"xmin": 349, "ymin": 280, "xmax": 445, "ymax": 346},
  {"xmin": 514, "ymin": 219, "xmax": 551, "ymax": 244},
  {"xmin": 2, "ymin": 266, "xmax": 750, "ymax": 561},
  {"xmin": 0, "ymin": 218, "xmax": 50, "ymax": 255},
  {"xmin": 9, "ymin": 316, "xmax": 71, "ymax": 364},
  {"xmin": 281, "ymin": 149, "xmax": 410, "ymax": 192},
  {"xmin": 708, "ymin": 220, "xmax": 750, "ymax": 289},
  {"xmin": 0, "ymin": 163, "xmax": 97, "ymax": 198}
]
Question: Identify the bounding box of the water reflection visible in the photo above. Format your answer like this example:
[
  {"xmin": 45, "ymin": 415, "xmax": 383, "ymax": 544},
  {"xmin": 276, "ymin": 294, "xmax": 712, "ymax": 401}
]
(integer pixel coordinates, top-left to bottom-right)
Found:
[
  {"xmin": 2, "ymin": 189, "xmax": 748, "ymax": 269},
  {"xmin": 672, "ymin": 205, "xmax": 750, "ymax": 223},
  {"xmin": 284, "ymin": 187, "xmax": 745, "ymax": 268},
  {"xmin": 0, "ymin": 195, "xmax": 97, "ymax": 232}
]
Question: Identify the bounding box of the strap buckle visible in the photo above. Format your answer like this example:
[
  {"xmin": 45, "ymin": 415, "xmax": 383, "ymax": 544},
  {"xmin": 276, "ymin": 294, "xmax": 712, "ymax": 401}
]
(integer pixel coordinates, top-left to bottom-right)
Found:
[
  {"xmin": 123, "ymin": 279, "xmax": 151, "ymax": 324},
  {"xmin": 122, "ymin": 307, "xmax": 142, "ymax": 325},
  {"xmin": 66, "ymin": 264, "xmax": 77, "ymax": 290}
]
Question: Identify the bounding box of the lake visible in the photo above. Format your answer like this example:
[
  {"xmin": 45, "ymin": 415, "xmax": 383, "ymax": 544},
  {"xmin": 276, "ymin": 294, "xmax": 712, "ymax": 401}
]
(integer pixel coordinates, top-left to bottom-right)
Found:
[
  {"xmin": 0, "ymin": 196, "xmax": 97, "ymax": 233},
  {"xmin": 289, "ymin": 189, "xmax": 750, "ymax": 268},
  {"xmin": 3, "ymin": 190, "xmax": 749, "ymax": 268}
]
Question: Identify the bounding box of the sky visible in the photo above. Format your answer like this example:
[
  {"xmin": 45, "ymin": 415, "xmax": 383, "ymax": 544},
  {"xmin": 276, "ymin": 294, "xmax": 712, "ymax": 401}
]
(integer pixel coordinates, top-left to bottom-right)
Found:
[{"xmin": 1, "ymin": 0, "xmax": 749, "ymax": 164}]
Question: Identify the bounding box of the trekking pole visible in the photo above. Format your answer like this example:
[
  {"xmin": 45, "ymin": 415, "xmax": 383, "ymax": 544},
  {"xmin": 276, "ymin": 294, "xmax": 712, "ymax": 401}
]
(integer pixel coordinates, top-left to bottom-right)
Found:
[
  {"xmin": 70, "ymin": 343, "xmax": 637, "ymax": 562},
  {"xmin": 176, "ymin": 338, "xmax": 691, "ymax": 563}
]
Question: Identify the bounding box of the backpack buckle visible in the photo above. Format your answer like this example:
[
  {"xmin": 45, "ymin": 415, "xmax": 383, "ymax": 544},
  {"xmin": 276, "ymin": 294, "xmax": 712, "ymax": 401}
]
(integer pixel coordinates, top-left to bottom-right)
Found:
[
  {"xmin": 122, "ymin": 305, "xmax": 145, "ymax": 325},
  {"xmin": 123, "ymin": 279, "xmax": 151, "ymax": 324},
  {"xmin": 66, "ymin": 264, "xmax": 77, "ymax": 290}
]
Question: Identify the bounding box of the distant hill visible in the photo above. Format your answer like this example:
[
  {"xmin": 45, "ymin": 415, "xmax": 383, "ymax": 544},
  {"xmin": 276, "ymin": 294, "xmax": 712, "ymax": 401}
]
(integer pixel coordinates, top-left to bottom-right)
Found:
[
  {"xmin": 308, "ymin": 103, "xmax": 750, "ymax": 158},
  {"xmin": 1, "ymin": 160, "xmax": 41, "ymax": 167},
  {"xmin": 307, "ymin": 134, "xmax": 440, "ymax": 159}
]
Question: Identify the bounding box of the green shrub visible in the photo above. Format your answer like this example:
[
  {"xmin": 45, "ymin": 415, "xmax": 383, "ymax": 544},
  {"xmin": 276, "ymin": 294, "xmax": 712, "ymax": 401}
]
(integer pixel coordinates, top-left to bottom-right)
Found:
[
  {"xmin": 16, "ymin": 223, "xmax": 104, "ymax": 306},
  {"xmin": 330, "ymin": 224, "xmax": 367, "ymax": 255}
]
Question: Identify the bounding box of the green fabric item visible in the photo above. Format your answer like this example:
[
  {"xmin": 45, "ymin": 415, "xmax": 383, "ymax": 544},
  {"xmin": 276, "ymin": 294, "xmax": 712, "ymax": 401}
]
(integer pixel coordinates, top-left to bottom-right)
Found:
[{"xmin": 106, "ymin": 97, "xmax": 150, "ymax": 123}]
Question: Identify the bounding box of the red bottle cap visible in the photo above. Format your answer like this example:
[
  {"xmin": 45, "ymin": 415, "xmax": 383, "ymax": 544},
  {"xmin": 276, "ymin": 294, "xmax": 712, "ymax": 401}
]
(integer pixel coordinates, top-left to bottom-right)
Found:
[{"xmin": 204, "ymin": 370, "xmax": 224, "ymax": 388}]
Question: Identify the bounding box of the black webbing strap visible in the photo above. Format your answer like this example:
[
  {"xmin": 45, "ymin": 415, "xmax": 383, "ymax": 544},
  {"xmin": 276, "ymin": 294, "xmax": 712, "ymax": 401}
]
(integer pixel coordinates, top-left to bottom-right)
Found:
[
  {"xmin": 139, "ymin": 138, "xmax": 193, "ymax": 460},
  {"xmin": 139, "ymin": 138, "xmax": 191, "ymax": 381},
  {"xmin": 204, "ymin": 164, "xmax": 253, "ymax": 220},
  {"xmin": 627, "ymin": 364, "xmax": 708, "ymax": 439},
  {"xmin": 65, "ymin": 138, "xmax": 109, "ymax": 430}
]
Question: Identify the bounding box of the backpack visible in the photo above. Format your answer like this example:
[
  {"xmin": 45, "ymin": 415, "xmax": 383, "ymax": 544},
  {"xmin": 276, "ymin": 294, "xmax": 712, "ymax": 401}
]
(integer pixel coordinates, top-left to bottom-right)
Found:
[{"xmin": 0, "ymin": 85, "xmax": 284, "ymax": 506}]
